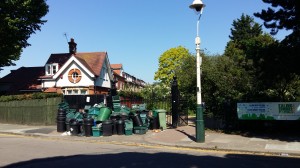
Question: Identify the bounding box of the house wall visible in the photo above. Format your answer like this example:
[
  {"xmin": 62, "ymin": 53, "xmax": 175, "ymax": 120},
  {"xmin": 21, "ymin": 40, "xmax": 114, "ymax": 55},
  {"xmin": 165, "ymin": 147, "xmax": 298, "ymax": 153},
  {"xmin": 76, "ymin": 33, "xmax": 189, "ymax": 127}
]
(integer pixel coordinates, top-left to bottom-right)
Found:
[
  {"xmin": 56, "ymin": 63, "xmax": 94, "ymax": 87},
  {"xmin": 95, "ymin": 76, "xmax": 111, "ymax": 88},
  {"xmin": 43, "ymin": 62, "xmax": 94, "ymax": 88},
  {"xmin": 95, "ymin": 61, "xmax": 111, "ymax": 88},
  {"xmin": 43, "ymin": 81, "xmax": 56, "ymax": 88}
]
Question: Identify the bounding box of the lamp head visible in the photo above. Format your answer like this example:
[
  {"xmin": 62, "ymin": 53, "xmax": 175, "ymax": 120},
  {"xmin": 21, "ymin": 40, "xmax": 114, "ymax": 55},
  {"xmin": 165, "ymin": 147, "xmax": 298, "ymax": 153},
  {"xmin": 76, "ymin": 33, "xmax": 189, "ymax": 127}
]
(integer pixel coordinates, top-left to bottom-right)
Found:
[{"xmin": 189, "ymin": 0, "xmax": 205, "ymax": 14}]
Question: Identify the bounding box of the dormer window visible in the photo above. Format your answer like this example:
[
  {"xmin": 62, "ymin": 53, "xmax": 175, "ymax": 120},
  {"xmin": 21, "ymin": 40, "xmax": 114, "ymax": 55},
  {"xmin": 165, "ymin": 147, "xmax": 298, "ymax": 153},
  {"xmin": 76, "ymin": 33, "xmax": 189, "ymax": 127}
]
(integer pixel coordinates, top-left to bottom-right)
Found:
[{"xmin": 45, "ymin": 63, "xmax": 58, "ymax": 76}]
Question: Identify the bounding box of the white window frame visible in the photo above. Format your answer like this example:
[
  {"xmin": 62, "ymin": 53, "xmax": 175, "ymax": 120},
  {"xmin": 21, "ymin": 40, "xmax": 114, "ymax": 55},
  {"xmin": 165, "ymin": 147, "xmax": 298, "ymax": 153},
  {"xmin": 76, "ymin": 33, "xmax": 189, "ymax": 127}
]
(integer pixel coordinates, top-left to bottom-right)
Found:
[
  {"xmin": 63, "ymin": 88, "xmax": 88, "ymax": 95},
  {"xmin": 45, "ymin": 63, "xmax": 59, "ymax": 75}
]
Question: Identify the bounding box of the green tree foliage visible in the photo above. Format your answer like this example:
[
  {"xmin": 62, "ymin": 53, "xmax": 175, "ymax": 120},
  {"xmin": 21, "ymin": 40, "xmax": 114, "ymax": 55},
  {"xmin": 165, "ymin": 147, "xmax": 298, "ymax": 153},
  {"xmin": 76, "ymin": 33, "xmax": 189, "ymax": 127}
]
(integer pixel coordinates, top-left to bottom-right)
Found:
[
  {"xmin": 140, "ymin": 83, "xmax": 170, "ymax": 110},
  {"xmin": 225, "ymin": 13, "xmax": 300, "ymax": 101},
  {"xmin": 202, "ymin": 56, "xmax": 251, "ymax": 117},
  {"xmin": 140, "ymin": 83, "xmax": 170, "ymax": 100},
  {"xmin": 254, "ymin": 0, "xmax": 300, "ymax": 100},
  {"xmin": 0, "ymin": 0, "xmax": 49, "ymax": 68},
  {"xmin": 255, "ymin": 0, "xmax": 300, "ymax": 76},
  {"xmin": 225, "ymin": 14, "xmax": 264, "ymax": 67},
  {"xmin": 175, "ymin": 54, "xmax": 197, "ymax": 112},
  {"xmin": 154, "ymin": 46, "xmax": 192, "ymax": 86},
  {"xmin": 229, "ymin": 14, "xmax": 263, "ymax": 42},
  {"xmin": 254, "ymin": 0, "xmax": 299, "ymax": 42},
  {"xmin": 253, "ymin": 42, "xmax": 300, "ymax": 101},
  {"xmin": 154, "ymin": 46, "xmax": 198, "ymax": 112},
  {"xmin": 223, "ymin": 14, "xmax": 300, "ymax": 101},
  {"xmin": 0, "ymin": 92, "xmax": 62, "ymax": 102},
  {"xmin": 176, "ymin": 53, "xmax": 196, "ymax": 95}
]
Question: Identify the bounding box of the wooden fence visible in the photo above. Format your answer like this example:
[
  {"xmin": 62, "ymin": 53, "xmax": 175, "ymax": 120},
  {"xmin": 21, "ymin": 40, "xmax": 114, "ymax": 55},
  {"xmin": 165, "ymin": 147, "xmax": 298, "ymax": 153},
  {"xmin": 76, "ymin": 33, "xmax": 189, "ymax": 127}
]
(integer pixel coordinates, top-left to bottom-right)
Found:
[{"xmin": 0, "ymin": 97, "xmax": 62, "ymax": 125}]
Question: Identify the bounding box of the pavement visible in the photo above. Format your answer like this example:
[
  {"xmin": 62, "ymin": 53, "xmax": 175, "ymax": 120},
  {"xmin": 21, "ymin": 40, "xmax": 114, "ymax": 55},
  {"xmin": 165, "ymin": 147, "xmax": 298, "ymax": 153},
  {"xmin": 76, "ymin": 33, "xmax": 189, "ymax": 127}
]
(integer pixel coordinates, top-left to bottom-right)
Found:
[{"xmin": 0, "ymin": 122, "xmax": 300, "ymax": 157}]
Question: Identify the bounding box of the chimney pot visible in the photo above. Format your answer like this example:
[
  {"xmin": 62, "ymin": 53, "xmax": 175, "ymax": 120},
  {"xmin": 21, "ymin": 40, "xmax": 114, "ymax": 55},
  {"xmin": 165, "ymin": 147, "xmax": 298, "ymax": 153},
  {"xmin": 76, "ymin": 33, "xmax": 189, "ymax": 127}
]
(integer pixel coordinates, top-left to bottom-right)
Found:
[{"xmin": 68, "ymin": 38, "xmax": 77, "ymax": 54}]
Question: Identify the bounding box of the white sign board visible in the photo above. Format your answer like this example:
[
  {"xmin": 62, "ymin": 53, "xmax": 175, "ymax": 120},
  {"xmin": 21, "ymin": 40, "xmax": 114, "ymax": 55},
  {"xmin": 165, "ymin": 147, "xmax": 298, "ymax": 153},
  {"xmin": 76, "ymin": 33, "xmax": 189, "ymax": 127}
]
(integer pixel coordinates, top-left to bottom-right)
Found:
[{"xmin": 237, "ymin": 102, "xmax": 300, "ymax": 120}]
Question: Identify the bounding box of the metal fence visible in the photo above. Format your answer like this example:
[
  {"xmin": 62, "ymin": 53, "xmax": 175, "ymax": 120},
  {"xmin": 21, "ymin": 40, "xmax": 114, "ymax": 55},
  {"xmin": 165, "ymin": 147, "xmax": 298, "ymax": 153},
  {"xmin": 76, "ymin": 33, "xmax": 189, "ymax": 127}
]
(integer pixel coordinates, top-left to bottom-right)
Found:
[
  {"xmin": 0, "ymin": 97, "xmax": 62, "ymax": 125},
  {"xmin": 120, "ymin": 96, "xmax": 188, "ymax": 126},
  {"xmin": 63, "ymin": 94, "xmax": 105, "ymax": 110},
  {"xmin": 116, "ymin": 96, "xmax": 172, "ymax": 111}
]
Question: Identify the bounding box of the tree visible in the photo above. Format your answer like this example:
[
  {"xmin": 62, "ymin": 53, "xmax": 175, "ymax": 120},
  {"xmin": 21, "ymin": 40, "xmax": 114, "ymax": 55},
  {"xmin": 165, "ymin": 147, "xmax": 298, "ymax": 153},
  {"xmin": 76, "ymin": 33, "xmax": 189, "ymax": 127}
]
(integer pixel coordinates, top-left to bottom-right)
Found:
[
  {"xmin": 175, "ymin": 54, "xmax": 197, "ymax": 112},
  {"xmin": 140, "ymin": 82, "xmax": 170, "ymax": 110},
  {"xmin": 254, "ymin": 0, "xmax": 300, "ymax": 101},
  {"xmin": 154, "ymin": 46, "xmax": 199, "ymax": 112},
  {"xmin": 154, "ymin": 46, "xmax": 192, "ymax": 86},
  {"xmin": 225, "ymin": 14, "xmax": 264, "ymax": 66},
  {"xmin": 255, "ymin": 0, "xmax": 300, "ymax": 75},
  {"xmin": 224, "ymin": 13, "xmax": 300, "ymax": 101},
  {"xmin": 202, "ymin": 56, "xmax": 252, "ymax": 118},
  {"xmin": 252, "ymin": 42, "xmax": 300, "ymax": 101},
  {"xmin": 176, "ymin": 55, "xmax": 196, "ymax": 96},
  {"xmin": 0, "ymin": 0, "xmax": 49, "ymax": 69},
  {"xmin": 254, "ymin": 0, "xmax": 299, "ymax": 40},
  {"xmin": 229, "ymin": 14, "xmax": 263, "ymax": 42}
]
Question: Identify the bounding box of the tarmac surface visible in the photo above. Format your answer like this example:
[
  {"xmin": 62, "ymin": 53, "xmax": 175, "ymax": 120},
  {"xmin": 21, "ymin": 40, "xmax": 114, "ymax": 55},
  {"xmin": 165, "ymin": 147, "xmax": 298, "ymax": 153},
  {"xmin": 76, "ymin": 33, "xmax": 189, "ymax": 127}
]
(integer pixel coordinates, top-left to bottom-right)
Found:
[{"xmin": 0, "ymin": 123, "xmax": 300, "ymax": 157}]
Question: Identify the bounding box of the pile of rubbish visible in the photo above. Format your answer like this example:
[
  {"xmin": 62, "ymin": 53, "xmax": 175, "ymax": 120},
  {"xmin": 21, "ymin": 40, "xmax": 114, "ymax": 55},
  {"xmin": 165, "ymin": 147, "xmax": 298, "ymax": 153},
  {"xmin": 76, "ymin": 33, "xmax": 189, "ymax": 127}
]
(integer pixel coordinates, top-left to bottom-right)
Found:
[{"xmin": 56, "ymin": 96, "xmax": 167, "ymax": 137}]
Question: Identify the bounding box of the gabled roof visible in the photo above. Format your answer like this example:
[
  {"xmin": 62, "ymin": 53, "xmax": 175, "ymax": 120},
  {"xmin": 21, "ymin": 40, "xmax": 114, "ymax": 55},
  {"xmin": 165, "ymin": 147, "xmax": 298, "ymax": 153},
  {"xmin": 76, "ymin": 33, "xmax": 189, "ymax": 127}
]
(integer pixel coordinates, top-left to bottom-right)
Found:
[
  {"xmin": 111, "ymin": 64, "xmax": 122, "ymax": 69},
  {"xmin": 0, "ymin": 67, "xmax": 44, "ymax": 93},
  {"xmin": 75, "ymin": 52, "xmax": 107, "ymax": 76},
  {"xmin": 44, "ymin": 52, "xmax": 107, "ymax": 77},
  {"xmin": 111, "ymin": 64, "xmax": 123, "ymax": 76},
  {"xmin": 45, "ymin": 53, "xmax": 72, "ymax": 66}
]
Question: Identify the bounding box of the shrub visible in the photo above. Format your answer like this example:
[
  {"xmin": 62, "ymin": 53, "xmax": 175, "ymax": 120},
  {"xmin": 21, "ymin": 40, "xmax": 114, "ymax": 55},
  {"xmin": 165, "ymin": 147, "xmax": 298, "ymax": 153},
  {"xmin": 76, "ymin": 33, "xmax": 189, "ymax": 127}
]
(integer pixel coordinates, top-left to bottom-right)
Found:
[{"xmin": 0, "ymin": 93, "xmax": 62, "ymax": 102}]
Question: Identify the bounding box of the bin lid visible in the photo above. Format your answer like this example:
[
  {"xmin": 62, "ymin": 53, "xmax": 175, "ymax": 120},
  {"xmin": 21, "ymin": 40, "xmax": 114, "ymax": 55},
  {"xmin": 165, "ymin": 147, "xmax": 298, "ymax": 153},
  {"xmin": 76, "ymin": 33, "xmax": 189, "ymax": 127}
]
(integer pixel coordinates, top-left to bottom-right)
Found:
[
  {"xmin": 102, "ymin": 120, "xmax": 112, "ymax": 124},
  {"xmin": 117, "ymin": 120, "xmax": 124, "ymax": 124},
  {"xmin": 155, "ymin": 109, "xmax": 166, "ymax": 113}
]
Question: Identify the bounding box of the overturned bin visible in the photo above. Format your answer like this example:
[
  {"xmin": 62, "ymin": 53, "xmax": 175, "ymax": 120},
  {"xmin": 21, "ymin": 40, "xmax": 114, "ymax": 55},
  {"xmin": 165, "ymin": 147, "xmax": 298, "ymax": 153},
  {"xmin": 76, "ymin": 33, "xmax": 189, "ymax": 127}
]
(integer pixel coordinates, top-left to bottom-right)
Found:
[{"xmin": 97, "ymin": 107, "xmax": 112, "ymax": 122}]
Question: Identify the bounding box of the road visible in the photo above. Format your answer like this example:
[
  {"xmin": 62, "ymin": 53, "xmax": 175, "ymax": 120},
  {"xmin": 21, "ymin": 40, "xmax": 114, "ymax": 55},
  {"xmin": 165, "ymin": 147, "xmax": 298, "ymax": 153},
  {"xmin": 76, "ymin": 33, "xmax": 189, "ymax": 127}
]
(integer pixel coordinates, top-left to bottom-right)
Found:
[{"xmin": 0, "ymin": 134, "xmax": 299, "ymax": 168}]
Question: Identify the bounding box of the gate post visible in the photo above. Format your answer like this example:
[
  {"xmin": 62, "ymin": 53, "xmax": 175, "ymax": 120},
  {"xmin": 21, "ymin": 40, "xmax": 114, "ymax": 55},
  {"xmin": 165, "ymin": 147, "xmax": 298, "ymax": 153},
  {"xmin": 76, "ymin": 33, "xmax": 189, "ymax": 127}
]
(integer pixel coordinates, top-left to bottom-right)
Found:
[
  {"xmin": 107, "ymin": 80, "xmax": 117, "ymax": 110},
  {"xmin": 110, "ymin": 80, "xmax": 117, "ymax": 96},
  {"xmin": 171, "ymin": 76, "xmax": 179, "ymax": 128}
]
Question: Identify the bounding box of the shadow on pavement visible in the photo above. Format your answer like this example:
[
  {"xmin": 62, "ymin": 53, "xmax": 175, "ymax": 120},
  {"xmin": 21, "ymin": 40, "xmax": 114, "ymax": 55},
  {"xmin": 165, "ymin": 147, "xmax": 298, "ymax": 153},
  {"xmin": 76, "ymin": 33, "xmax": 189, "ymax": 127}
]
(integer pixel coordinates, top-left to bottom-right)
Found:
[
  {"xmin": 189, "ymin": 116, "xmax": 300, "ymax": 142},
  {"xmin": 25, "ymin": 128, "xmax": 55, "ymax": 134},
  {"xmin": 4, "ymin": 152, "xmax": 300, "ymax": 168},
  {"xmin": 176, "ymin": 129, "xmax": 196, "ymax": 141},
  {"xmin": 229, "ymin": 120, "xmax": 300, "ymax": 142},
  {"xmin": 234, "ymin": 130, "xmax": 300, "ymax": 142}
]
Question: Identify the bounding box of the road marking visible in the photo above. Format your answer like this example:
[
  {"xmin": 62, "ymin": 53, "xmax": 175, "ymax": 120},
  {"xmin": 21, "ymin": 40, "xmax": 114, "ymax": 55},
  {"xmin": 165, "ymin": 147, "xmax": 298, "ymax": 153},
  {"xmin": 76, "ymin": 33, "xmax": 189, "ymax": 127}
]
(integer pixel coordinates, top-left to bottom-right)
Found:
[
  {"xmin": 266, "ymin": 143, "xmax": 300, "ymax": 152},
  {"xmin": 1, "ymin": 133, "xmax": 299, "ymax": 158},
  {"xmin": 250, "ymin": 138, "xmax": 268, "ymax": 142}
]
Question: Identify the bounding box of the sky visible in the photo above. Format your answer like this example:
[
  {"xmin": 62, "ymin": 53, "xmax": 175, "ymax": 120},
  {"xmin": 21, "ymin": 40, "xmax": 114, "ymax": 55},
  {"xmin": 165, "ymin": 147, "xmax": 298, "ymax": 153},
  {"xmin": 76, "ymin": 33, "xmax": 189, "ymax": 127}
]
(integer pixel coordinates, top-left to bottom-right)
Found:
[{"xmin": 0, "ymin": 0, "xmax": 290, "ymax": 84}]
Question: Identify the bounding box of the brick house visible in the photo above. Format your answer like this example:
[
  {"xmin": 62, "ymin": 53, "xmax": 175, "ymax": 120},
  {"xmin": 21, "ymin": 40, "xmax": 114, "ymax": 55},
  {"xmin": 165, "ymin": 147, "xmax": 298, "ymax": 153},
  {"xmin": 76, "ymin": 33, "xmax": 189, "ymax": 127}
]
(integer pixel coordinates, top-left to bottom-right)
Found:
[
  {"xmin": 39, "ymin": 38, "xmax": 113, "ymax": 95},
  {"xmin": 111, "ymin": 64, "xmax": 146, "ymax": 92},
  {"xmin": 111, "ymin": 64, "xmax": 125, "ymax": 90},
  {"xmin": 0, "ymin": 66, "xmax": 44, "ymax": 94},
  {"xmin": 0, "ymin": 38, "xmax": 146, "ymax": 95}
]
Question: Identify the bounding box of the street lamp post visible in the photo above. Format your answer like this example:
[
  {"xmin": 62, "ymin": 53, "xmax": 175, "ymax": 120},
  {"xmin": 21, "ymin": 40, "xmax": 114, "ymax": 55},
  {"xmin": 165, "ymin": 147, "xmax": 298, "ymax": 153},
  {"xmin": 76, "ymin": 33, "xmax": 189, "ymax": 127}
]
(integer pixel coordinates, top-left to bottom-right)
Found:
[{"xmin": 189, "ymin": 0, "xmax": 205, "ymax": 143}]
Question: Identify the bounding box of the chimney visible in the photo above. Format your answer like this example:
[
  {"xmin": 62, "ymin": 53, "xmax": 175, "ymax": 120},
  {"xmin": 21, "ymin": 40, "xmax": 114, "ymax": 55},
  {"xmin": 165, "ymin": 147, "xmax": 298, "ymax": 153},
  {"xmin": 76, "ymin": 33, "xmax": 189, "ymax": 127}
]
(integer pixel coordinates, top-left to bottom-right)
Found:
[{"xmin": 68, "ymin": 38, "xmax": 77, "ymax": 54}]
